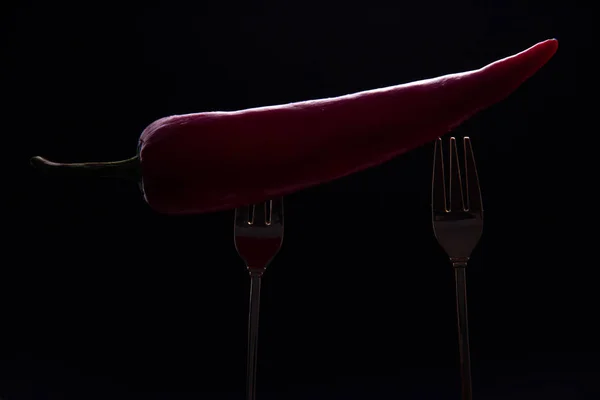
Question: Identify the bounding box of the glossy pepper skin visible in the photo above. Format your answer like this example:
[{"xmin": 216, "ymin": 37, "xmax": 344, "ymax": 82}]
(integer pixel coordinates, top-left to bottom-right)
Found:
[{"xmin": 32, "ymin": 39, "xmax": 558, "ymax": 215}]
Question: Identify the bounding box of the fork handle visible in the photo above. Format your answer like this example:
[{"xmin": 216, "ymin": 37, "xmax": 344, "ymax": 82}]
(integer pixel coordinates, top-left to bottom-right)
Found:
[
  {"xmin": 246, "ymin": 269, "xmax": 263, "ymax": 400},
  {"xmin": 453, "ymin": 263, "xmax": 473, "ymax": 400}
]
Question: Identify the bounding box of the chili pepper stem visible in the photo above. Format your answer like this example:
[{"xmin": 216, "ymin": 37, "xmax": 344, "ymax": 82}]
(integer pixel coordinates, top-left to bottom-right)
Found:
[{"xmin": 30, "ymin": 155, "xmax": 141, "ymax": 181}]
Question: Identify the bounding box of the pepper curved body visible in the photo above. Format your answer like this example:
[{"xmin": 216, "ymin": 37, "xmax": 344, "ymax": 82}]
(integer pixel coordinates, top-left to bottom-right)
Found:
[{"xmin": 32, "ymin": 39, "xmax": 558, "ymax": 215}]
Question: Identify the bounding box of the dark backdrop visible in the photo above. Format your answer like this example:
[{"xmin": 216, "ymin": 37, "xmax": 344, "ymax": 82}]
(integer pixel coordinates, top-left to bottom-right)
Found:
[{"xmin": 2, "ymin": 1, "xmax": 593, "ymax": 399}]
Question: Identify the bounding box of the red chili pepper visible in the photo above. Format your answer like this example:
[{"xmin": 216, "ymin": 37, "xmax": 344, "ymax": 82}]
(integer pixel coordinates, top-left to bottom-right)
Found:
[{"xmin": 31, "ymin": 39, "xmax": 558, "ymax": 215}]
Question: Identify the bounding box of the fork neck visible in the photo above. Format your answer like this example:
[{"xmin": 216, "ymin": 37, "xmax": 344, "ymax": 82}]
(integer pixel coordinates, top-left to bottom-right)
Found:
[
  {"xmin": 248, "ymin": 267, "xmax": 266, "ymax": 277},
  {"xmin": 451, "ymin": 257, "xmax": 469, "ymax": 268}
]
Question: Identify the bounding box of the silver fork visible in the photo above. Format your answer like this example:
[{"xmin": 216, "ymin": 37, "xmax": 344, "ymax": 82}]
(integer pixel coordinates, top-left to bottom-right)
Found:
[
  {"xmin": 432, "ymin": 136, "xmax": 483, "ymax": 400},
  {"xmin": 234, "ymin": 199, "xmax": 284, "ymax": 400}
]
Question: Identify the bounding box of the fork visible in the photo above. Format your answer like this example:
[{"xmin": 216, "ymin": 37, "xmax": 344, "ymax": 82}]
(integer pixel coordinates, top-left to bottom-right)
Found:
[
  {"xmin": 432, "ymin": 136, "xmax": 483, "ymax": 400},
  {"xmin": 234, "ymin": 198, "xmax": 284, "ymax": 400}
]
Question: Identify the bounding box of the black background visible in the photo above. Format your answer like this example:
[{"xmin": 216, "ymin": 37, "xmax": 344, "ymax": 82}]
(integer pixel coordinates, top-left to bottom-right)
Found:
[{"xmin": 2, "ymin": 1, "xmax": 594, "ymax": 399}]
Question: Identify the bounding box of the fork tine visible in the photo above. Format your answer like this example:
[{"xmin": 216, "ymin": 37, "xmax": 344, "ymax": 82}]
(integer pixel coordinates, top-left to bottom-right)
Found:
[
  {"xmin": 449, "ymin": 137, "xmax": 465, "ymax": 212},
  {"xmin": 432, "ymin": 137, "xmax": 447, "ymax": 212},
  {"xmin": 252, "ymin": 202, "xmax": 267, "ymax": 225},
  {"xmin": 235, "ymin": 204, "xmax": 251, "ymax": 226},
  {"xmin": 264, "ymin": 201, "xmax": 273, "ymax": 226},
  {"xmin": 463, "ymin": 137, "xmax": 483, "ymax": 213},
  {"xmin": 269, "ymin": 197, "xmax": 284, "ymax": 225}
]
